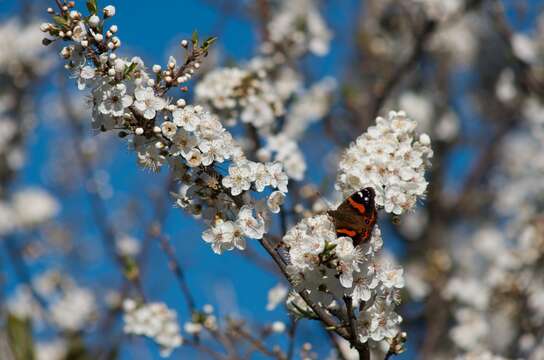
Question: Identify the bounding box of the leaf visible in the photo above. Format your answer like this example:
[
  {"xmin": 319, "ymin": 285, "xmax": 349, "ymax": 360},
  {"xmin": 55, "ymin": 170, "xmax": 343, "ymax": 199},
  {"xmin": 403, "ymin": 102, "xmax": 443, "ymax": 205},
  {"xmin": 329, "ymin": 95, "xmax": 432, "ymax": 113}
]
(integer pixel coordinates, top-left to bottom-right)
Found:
[
  {"xmin": 6, "ymin": 314, "xmax": 35, "ymax": 360},
  {"xmin": 192, "ymin": 30, "xmax": 199, "ymax": 47},
  {"xmin": 123, "ymin": 62, "xmax": 138, "ymax": 78},
  {"xmin": 86, "ymin": 0, "xmax": 98, "ymax": 15},
  {"xmin": 52, "ymin": 15, "xmax": 69, "ymax": 27},
  {"xmin": 201, "ymin": 36, "xmax": 218, "ymax": 51}
]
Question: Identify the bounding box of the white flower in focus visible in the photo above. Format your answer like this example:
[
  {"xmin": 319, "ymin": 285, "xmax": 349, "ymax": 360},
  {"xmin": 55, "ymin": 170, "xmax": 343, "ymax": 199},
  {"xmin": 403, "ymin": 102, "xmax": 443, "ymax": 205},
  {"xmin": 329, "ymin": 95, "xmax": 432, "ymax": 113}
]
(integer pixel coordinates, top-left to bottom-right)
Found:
[
  {"xmin": 123, "ymin": 299, "xmax": 183, "ymax": 358},
  {"xmin": 222, "ymin": 161, "xmax": 253, "ymax": 196},
  {"xmin": 161, "ymin": 121, "xmax": 177, "ymax": 139},
  {"xmin": 351, "ymin": 271, "xmax": 379, "ymax": 305},
  {"xmin": 283, "ymin": 214, "xmax": 336, "ymax": 272},
  {"xmin": 171, "ymin": 129, "xmax": 198, "ymax": 157},
  {"xmin": 377, "ymin": 265, "xmax": 405, "ymax": 289},
  {"xmin": 368, "ymin": 308, "xmax": 403, "ymax": 342},
  {"xmin": 267, "ymin": 191, "xmax": 285, "ymax": 214},
  {"xmin": 236, "ymin": 205, "xmax": 265, "ymax": 239},
  {"xmin": 76, "ymin": 65, "xmax": 95, "ymax": 90},
  {"xmin": 134, "ymin": 87, "xmax": 165, "ymax": 119},
  {"xmin": 252, "ymin": 162, "xmax": 272, "ymax": 192},
  {"xmin": 183, "ymin": 149, "xmax": 203, "ymax": 167},
  {"xmin": 98, "ymin": 83, "xmax": 133, "ymax": 117},
  {"xmin": 172, "ymin": 108, "xmax": 200, "ymax": 131},
  {"xmin": 202, "ymin": 221, "xmax": 244, "ymax": 254},
  {"xmin": 267, "ymin": 162, "xmax": 288, "ymax": 193},
  {"xmin": 335, "ymin": 111, "xmax": 432, "ymax": 215},
  {"xmin": 71, "ymin": 22, "xmax": 87, "ymax": 43},
  {"xmin": 335, "ymin": 238, "xmax": 364, "ymax": 288}
]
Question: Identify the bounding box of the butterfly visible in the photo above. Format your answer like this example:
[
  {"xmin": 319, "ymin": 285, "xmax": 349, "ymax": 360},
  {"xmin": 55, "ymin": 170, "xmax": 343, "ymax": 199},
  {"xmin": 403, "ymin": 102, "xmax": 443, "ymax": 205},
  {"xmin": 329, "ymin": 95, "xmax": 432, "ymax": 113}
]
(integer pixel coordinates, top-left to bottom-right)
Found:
[{"xmin": 328, "ymin": 187, "xmax": 378, "ymax": 246}]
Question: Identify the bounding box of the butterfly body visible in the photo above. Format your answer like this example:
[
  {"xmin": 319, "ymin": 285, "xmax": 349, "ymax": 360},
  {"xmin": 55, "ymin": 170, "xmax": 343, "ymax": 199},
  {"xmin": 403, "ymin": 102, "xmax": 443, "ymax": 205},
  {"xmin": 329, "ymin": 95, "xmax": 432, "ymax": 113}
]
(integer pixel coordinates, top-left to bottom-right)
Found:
[{"xmin": 328, "ymin": 187, "xmax": 377, "ymax": 246}]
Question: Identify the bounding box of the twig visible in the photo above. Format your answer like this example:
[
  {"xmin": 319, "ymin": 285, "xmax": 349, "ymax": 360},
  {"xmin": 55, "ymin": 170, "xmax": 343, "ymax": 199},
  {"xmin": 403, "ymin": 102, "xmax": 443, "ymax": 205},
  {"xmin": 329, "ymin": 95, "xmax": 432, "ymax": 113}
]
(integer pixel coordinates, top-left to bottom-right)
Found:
[
  {"xmin": 258, "ymin": 238, "xmax": 351, "ymax": 340},
  {"xmin": 230, "ymin": 322, "xmax": 286, "ymax": 360},
  {"xmin": 286, "ymin": 318, "xmax": 297, "ymax": 360},
  {"xmin": 156, "ymin": 233, "xmax": 197, "ymax": 315},
  {"xmin": 344, "ymin": 296, "xmax": 369, "ymax": 360}
]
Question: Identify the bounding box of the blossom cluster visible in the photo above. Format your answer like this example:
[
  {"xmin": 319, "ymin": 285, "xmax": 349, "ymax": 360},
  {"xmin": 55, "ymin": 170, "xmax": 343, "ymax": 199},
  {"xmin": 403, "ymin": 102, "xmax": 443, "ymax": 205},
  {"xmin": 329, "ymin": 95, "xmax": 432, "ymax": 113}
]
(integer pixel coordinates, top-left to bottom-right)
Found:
[
  {"xmin": 335, "ymin": 111, "xmax": 433, "ymax": 215},
  {"xmin": 123, "ymin": 299, "xmax": 183, "ymax": 357},
  {"xmin": 283, "ymin": 215, "xmax": 404, "ymax": 345},
  {"xmin": 42, "ymin": 2, "xmax": 291, "ymax": 255},
  {"xmin": 195, "ymin": 66, "xmax": 284, "ymax": 129},
  {"xmin": 8, "ymin": 270, "xmax": 96, "ymax": 332},
  {"xmin": 0, "ymin": 19, "xmax": 52, "ymax": 82},
  {"xmin": 194, "ymin": 1, "xmax": 335, "ymax": 181},
  {"xmin": 439, "ymin": 126, "xmax": 544, "ymax": 357},
  {"xmin": 267, "ymin": 0, "xmax": 332, "ymax": 56},
  {"xmin": 0, "ymin": 188, "xmax": 59, "ymax": 236}
]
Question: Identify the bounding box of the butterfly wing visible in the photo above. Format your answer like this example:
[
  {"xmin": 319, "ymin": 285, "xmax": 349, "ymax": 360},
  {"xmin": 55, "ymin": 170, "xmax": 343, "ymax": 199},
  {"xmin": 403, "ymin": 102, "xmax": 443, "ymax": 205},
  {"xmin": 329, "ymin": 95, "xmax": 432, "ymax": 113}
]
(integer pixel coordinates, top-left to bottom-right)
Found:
[
  {"xmin": 329, "ymin": 188, "xmax": 378, "ymax": 246},
  {"xmin": 329, "ymin": 201, "xmax": 364, "ymax": 240}
]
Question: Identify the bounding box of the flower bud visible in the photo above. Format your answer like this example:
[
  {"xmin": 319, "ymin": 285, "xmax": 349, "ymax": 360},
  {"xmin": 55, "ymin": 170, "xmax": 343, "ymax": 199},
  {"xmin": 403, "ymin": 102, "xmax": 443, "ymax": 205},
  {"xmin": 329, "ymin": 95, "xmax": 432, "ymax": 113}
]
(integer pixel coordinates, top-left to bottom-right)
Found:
[
  {"xmin": 89, "ymin": 15, "xmax": 100, "ymax": 27},
  {"xmin": 103, "ymin": 5, "xmax": 116, "ymax": 18}
]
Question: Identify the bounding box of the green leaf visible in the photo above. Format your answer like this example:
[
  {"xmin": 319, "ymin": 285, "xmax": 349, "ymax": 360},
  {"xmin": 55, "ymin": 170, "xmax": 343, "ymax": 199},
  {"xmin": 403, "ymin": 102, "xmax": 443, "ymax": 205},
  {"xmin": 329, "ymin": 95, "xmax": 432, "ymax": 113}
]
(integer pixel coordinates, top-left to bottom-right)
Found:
[
  {"xmin": 7, "ymin": 314, "xmax": 35, "ymax": 360},
  {"xmin": 191, "ymin": 30, "xmax": 199, "ymax": 47},
  {"xmin": 123, "ymin": 62, "xmax": 138, "ymax": 78},
  {"xmin": 201, "ymin": 36, "xmax": 218, "ymax": 51},
  {"xmin": 86, "ymin": 0, "xmax": 98, "ymax": 15},
  {"xmin": 52, "ymin": 15, "xmax": 69, "ymax": 28}
]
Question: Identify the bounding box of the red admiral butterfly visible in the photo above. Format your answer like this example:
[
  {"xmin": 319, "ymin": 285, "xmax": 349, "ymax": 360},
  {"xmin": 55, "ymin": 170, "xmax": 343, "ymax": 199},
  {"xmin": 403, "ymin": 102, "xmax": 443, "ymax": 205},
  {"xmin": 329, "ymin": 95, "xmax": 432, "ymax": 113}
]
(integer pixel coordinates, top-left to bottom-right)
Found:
[{"xmin": 328, "ymin": 187, "xmax": 378, "ymax": 246}]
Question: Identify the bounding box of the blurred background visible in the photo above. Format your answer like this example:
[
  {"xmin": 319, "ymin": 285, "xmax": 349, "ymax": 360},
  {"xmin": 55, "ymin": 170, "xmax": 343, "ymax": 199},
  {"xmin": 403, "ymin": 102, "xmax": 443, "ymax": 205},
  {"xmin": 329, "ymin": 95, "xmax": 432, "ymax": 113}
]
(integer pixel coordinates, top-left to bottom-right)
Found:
[{"xmin": 1, "ymin": 0, "xmax": 544, "ymax": 359}]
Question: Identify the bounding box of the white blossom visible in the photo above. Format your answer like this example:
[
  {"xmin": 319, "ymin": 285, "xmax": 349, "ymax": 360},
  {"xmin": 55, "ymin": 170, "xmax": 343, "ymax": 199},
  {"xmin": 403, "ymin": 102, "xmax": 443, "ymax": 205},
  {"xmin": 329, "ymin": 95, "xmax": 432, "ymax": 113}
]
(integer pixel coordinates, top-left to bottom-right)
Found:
[
  {"xmin": 134, "ymin": 86, "xmax": 165, "ymax": 119},
  {"xmin": 49, "ymin": 286, "xmax": 96, "ymax": 332},
  {"xmin": 12, "ymin": 188, "xmax": 59, "ymax": 227},
  {"xmin": 335, "ymin": 111, "xmax": 433, "ymax": 215},
  {"xmin": 267, "ymin": 191, "xmax": 285, "ymax": 214},
  {"xmin": 97, "ymin": 83, "xmax": 133, "ymax": 117},
  {"xmin": 123, "ymin": 299, "xmax": 183, "ymax": 357},
  {"xmin": 222, "ymin": 160, "xmax": 253, "ymax": 196},
  {"xmin": 266, "ymin": 283, "xmax": 288, "ymax": 311},
  {"xmin": 202, "ymin": 220, "xmax": 244, "ymax": 254},
  {"xmin": 236, "ymin": 205, "xmax": 265, "ymax": 239}
]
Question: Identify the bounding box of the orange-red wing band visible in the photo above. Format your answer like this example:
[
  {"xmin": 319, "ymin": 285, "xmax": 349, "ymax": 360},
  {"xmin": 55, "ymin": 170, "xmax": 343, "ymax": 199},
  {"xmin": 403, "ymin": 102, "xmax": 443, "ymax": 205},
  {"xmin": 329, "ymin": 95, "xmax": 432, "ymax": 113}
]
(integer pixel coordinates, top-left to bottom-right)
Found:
[
  {"xmin": 336, "ymin": 228, "xmax": 357, "ymax": 237},
  {"xmin": 347, "ymin": 197, "xmax": 366, "ymax": 215}
]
